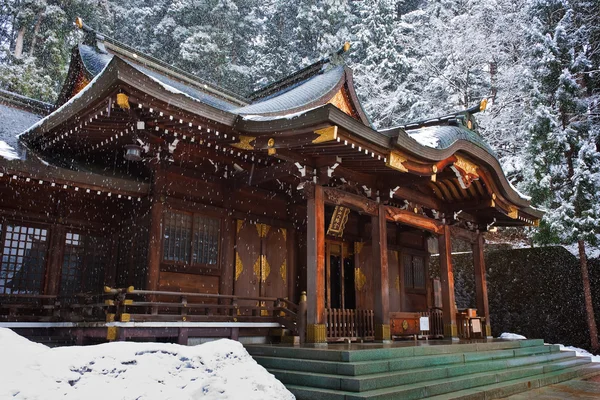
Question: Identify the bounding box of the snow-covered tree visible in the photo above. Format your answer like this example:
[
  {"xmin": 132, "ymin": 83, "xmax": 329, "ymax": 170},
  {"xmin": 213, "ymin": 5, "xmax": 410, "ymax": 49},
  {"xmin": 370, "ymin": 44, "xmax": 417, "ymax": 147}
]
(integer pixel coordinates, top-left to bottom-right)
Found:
[{"xmin": 525, "ymin": 2, "xmax": 600, "ymax": 351}]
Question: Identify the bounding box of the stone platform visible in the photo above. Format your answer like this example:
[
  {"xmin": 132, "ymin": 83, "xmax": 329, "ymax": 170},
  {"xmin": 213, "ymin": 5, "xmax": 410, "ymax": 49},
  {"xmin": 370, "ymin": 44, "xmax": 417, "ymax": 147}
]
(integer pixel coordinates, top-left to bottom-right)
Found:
[{"xmin": 245, "ymin": 339, "xmax": 600, "ymax": 400}]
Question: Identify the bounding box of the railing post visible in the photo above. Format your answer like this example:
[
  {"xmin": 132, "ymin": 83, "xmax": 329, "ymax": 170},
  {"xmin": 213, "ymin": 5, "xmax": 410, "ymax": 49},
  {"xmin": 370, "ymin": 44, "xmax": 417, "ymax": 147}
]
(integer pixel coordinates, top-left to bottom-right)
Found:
[
  {"xmin": 180, "ymin": 296, "xmax": 188, "ymax": 321},
  {"xmin": 298, "ymin": 291, "xmax": 307, "ymax": 344}
]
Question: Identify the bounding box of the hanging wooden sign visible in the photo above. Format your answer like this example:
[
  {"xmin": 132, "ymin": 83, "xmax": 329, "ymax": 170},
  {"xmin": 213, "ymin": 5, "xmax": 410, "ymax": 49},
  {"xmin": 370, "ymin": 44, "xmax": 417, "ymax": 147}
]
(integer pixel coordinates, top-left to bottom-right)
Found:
[{"xmin": 327, "ymin": 205, "xmax": 350, "ymax": 237}]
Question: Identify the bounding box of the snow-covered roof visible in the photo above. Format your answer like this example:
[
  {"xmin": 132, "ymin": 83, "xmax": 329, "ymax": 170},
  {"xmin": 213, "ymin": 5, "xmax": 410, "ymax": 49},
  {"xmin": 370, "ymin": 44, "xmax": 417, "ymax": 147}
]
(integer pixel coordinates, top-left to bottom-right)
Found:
[
  {"xmin": 404, "ymin": 125, "xmax": 498, "ymax": 159},
  {"xmin": 78, "ymin": 45, "xmax": 242, "ymax": 111},
  {"xmin": 234, "ymin": 66, "xmax": 344, "ymax": 115},
  {"xmin": 0, "ymin": 103, "xmax": 44, "ymax": 160}
]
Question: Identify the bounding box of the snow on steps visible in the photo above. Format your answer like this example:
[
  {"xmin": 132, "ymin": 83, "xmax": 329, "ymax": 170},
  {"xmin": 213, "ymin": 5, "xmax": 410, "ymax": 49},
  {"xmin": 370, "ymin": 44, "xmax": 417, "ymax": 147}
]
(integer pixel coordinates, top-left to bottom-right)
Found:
[{"xmin": 246, "ymin": 339, "xmax": 600, "ymax": 400}]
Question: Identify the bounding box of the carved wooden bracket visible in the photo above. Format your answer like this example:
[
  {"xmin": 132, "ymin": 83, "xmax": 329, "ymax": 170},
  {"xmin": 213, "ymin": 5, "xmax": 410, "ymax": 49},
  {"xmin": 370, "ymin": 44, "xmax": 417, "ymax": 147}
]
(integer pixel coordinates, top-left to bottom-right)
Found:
[{"xmin": 450, "ymin": 155, "xmax": 480, "ymax": 189}]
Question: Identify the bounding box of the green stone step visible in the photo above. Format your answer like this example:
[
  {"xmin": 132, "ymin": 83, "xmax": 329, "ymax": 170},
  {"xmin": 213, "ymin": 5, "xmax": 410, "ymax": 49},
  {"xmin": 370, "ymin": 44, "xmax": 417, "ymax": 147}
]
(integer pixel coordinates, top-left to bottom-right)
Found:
[
  {"xmin": 268, "ymin": 351, "xmax": 576, "ymax": 392},
  {"xmin": 426, "ymin": 361, "xmax": 600, "ymax": 400},
  {"xmin": 246, "ymin": 339, "xmax": 544, "ymax": 363},
  {"xmin": 284, "ymin": 357, "xmax": 592, "ymax": 400},
  {"xmin": 254, "ymin": 344, "xmax": 561, "ymax": 378}
]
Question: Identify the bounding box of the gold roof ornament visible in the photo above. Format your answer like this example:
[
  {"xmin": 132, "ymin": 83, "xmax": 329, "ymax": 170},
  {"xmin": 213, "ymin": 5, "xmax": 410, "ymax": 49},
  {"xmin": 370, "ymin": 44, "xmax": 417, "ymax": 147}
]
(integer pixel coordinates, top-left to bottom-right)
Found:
[
  {"xmin": 343, "ymin": 42, "xmax": 351, "ymax": 52},
  {"xmin": 479, "ymin": 98, "xmax": 488, "ymax": 112},
  {"xmin": 75, "ymin": 17, "xmax": 83, "ymax": 29}
]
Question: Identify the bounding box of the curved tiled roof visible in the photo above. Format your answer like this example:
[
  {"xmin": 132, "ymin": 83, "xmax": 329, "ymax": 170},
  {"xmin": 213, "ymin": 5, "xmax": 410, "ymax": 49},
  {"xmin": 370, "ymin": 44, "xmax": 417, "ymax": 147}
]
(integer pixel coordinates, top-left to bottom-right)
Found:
[
  {"xmin": 78, "ymin": 45, "xmax": 240, "ymax": 111},
  {"xmin": 403, "ymin": 125, "xmax": 498, "ymax": 159},
  {"xmin": 233, "ymin": 66, "xmax": 345, "ymax": 116}
]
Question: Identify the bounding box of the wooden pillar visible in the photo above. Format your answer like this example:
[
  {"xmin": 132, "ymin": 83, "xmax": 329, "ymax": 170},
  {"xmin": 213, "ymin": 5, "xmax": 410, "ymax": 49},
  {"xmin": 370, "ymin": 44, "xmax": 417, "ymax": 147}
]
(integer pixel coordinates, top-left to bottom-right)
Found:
[
  {"xmin": 147, "ymin": 198, "xmax": 164, "ymax": 291},
  {"xmin": 44, "ymin": 224, "xmax": 66, "ymax": 295},
  {"xmin": 287, "ymin": 228, "xmax": 297, "ymax": 302},
  {"xmin": 438, "ymin": 224, "xmax": 458, "ymax": 339},
  {"xmin": 219, "ymin": 217, "xmax": 236, "ymax": 296},
  {"xmin": 473, "ymin": 233, "xmax": 491, "ymax": 337},
  {"xmin": 372, "ymin": 205, "xmax": 390, "ymax": 341},
  {"xmin": 306, "ymin": 184, "xmax": 326, "ymax": 343}
]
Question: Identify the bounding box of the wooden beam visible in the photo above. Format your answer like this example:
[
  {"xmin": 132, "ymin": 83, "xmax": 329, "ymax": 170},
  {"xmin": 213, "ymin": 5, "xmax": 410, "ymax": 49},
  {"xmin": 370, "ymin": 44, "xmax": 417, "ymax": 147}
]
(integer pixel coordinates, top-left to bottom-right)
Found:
[
  {"xmin": 383, "ymin": 206, "xmax": 443, "ymax": 234},
  {"xmin": 322, "ymin": 186, "xmax": 379, "ymax": 216},
  {"xmin": 473, "ymin": 233, "xmax": 491, "ymax": 337},
  {"xmin": 234, "ymin": 162, "xmax": 298, "ymax": 188},
  {"xmin": 306, "ymin": 184, "xmax": 326, "ymax": 343},
  {"xmin": 391, "ymin": 186, "xmax": 443, "ymax": 211},
  {"xmin": 439, "ymin": 224, "xmax": 458, "ymax": 338},
  {"xmin": 449, "ymin": 225, "xmax": 479, "ymax": 243},
  {"xmin": 372, "ymin": 205, "xmax": 390, "ymax": 341}
]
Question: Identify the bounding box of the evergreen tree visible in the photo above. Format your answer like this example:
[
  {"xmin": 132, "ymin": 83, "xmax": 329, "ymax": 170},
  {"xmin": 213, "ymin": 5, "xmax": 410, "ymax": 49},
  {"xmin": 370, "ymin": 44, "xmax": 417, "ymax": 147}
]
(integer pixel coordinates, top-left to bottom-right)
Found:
[{"xmin": 526, "ymin": 2, "xmax": 600, "ymax": 351}]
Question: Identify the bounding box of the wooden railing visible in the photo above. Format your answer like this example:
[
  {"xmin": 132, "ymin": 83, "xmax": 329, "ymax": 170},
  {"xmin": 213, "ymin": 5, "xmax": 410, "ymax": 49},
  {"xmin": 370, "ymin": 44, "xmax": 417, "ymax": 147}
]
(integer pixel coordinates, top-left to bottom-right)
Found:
[
  {"xmin": 325, "ymin": 308, "xmax": 374, "ymax": 340},
  {"xmin": 0, "ymin": 293, "xmax": 109, "ymax": 322},
  {"xmin": 104, "ymin": 287, "xmax": 300, "ymax": 334},
  {"xmin": 419, "ymin": 308, "xmax": 443, "ymax": 338},
  {"xmin": 0, "ymin": 288, "xmax": 301, "ymax": 335}
]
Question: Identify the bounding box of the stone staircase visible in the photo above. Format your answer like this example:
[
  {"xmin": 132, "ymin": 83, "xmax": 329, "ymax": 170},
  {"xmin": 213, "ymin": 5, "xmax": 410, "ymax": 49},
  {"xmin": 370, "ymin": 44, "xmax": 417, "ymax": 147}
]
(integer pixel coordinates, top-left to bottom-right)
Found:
[{"xmin": 246, "ymin": 339, "xmax": 600, "ymax": 400}]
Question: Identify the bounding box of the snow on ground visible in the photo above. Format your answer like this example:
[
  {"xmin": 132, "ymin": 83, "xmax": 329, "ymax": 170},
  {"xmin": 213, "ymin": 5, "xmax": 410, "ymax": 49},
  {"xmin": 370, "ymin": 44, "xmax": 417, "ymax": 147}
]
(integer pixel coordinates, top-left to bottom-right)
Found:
[
  {"xmin": 500, "ymin": 332, "xmax": 600, "ymax": 362},
  {"xmin": 557, "ymin": 344, "xmax": 600, "ymax": 363},
  {"xmin": 0, "ymin": 328, "xmax": 294, "ymax": 400},
  {"xmin": 499, "ymin": 332, "xmax": 527, "ymax": 340}
]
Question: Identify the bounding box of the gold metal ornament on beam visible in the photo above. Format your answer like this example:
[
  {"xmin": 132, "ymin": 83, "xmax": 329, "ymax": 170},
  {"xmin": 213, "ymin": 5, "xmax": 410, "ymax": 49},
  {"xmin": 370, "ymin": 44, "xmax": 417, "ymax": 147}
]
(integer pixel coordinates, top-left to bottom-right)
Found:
[
  {"xmin": 507, "ymin": 206, "xmax": 519, "ymax": 219},
  {"xmin": 267, "ymin": 138, "xmax": 276, "ymax": 155},
  {"xmin": 231, "ymin": 135, "xmax": 256, "ymax": 150},
  {"xmin": 312, "ymin": 126, "xmax": 338, "ymax": 144},
  {"xmin": 386, "ymin": 151, "xmax": 409, "ymax": 173},
  {"xmin": 451, "ymin": 155, "xmax": 479, "ymax": 189},
  {"xmin": 116, "ymin": 93, "xmax": 130, "ymax": 110}
]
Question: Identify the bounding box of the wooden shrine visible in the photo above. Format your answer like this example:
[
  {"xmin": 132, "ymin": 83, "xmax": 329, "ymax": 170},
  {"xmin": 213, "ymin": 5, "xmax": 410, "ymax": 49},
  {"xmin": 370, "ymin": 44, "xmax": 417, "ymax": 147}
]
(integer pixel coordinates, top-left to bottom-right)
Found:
[{"xmin": 0, "ymin": 20, "xmax": 542, "ymax": 344}]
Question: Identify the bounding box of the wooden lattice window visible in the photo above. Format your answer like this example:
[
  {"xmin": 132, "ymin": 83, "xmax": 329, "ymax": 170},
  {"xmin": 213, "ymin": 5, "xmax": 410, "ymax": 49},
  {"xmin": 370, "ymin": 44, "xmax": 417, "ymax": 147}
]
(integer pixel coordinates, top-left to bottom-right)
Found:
[
  {"xmin": 60, "ymin": 232, "xmax": 109, "ymax": 295},
  {"xmin": 192, "ymin": 215, "xmax": 220, "ymax": 266},
  {"xmin": 0, "ymin": 223, "xmax": 49, "ymax": 294},
  {"xmin": 162, "ymin": 210, "xmax": 221, "ymax": 270},
  {"xmin": 403, "ymin": 253, "xmax": 426, "ymax": 290}
]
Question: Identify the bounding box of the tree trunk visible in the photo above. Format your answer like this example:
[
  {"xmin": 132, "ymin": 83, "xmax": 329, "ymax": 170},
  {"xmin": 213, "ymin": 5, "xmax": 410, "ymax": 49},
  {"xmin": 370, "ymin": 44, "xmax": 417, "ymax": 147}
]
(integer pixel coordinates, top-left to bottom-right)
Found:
[
  {"xmin": 14, "ymin": 26, "xmax": 25, "ymax": 58},
  {"xmin": 29, "ymin": 13, "xmax": 44, "ymax": 57},
  {"xmin": 578, "ymin": 240, "xmax": 599, "ymax": 352}
]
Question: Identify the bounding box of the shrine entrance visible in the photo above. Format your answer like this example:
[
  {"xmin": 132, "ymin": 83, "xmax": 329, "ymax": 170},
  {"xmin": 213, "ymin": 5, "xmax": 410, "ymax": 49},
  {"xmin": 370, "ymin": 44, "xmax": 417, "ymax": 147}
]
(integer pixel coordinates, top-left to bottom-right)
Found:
[{"xmin": 325, "ymin": 241, "xmax": 355, "ymax": 310}]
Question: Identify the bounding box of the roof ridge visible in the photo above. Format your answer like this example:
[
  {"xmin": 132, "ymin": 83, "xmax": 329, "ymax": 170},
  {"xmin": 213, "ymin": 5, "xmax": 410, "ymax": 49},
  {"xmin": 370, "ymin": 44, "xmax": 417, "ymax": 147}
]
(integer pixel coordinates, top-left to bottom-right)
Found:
[
  {"xmin": 75, "ymin": 18, "xmax": 249, "ymax": 105},
  {"xmin": 247, "ymin": 42, "xmax": 351, "ymax": 101},
  {"xmin": 0, "ymin": 89, "xmax": 55, "ymax": 115}
]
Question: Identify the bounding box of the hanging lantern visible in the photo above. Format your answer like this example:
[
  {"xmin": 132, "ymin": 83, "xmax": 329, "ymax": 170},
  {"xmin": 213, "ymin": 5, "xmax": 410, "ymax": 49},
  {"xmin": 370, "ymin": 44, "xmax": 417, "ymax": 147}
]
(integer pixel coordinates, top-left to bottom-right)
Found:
[
  {"xmin": 124, "ymin": 144, "xmax": 142, "ymax": 161},
  {"xmin": 116, "ymin": 93, "xmax": 130, "ymax": 110}
]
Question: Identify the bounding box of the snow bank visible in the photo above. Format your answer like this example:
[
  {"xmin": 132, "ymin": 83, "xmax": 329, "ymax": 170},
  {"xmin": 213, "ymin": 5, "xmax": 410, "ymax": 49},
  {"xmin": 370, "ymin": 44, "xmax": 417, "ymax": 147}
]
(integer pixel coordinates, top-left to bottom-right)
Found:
[
  {"xmin": 557, "ymin": 344, "xmax": 600, "ymax": 363},
  {"xmin": 499, "ymin": 332, "xmax": 527, "ymax": 340},
  {"xmin": 0, "ymin": 328, "xmax": 294, "ymax": 400},
  {"xmin": 499, "ymin": 331, "xmax": 599, "ymax": 363}
]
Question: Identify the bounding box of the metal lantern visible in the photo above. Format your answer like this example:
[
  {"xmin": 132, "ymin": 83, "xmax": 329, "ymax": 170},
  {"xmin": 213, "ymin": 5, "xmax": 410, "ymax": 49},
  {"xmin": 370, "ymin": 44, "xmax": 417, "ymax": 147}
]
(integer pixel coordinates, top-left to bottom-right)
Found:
[{"xmin": 124, "ymin": 144, "xmax": 143, "ymax": 161}]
